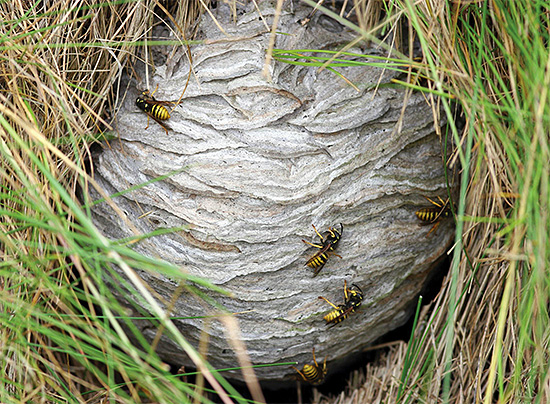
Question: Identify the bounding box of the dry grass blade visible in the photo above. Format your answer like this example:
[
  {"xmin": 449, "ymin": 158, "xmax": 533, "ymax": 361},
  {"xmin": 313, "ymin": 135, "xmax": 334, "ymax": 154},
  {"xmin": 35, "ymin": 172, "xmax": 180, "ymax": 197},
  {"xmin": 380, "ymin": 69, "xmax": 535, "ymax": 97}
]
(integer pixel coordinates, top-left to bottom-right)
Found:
[
  {"xmin": 220, "ymin": 315, "xmax": 267, "ymax": 404},
  {"xmin": 1, "ymin": 0, "xmax": 256, "ymax": 403},
  {"xmin": 315, "ymin": 0, "xmax": 549, "ymax": 403}
]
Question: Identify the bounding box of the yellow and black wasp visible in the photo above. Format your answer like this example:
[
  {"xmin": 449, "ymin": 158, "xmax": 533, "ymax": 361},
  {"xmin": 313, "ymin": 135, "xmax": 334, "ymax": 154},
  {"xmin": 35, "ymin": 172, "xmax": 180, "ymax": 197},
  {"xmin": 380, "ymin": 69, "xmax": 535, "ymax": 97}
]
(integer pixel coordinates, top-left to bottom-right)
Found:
[
  {"xmin": 302, "ymin": 223, "xmax": 343, "ymax": 276},
  {"xmin": 135, "ymin": 87, "xmax": 177, "ymax": 134},
  {"xmin": 319, "ymin": 280, "xmax": 363, "ymax": 327},
  {"xmin": 291, "ymin": 347, "xmax": 327, "ymax": 385},
  {"xmin": 415, "ymin": 196, "xmax": 453, "ymax": 236}
]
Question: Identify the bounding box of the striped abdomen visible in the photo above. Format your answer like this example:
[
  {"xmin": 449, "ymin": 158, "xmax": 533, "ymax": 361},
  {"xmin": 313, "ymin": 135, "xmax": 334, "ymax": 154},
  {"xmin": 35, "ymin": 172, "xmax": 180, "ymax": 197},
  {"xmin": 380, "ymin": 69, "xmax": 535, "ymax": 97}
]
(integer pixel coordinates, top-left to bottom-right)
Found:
[
  {"xmin": 135, "ymin": 97, "xmax": 170, "ymax": 120},
  {"xmin": 300, "ymin": 364, "xmax": 326, "ymax": 385},
  {"xmin": 323, "ymin": 306, "xmax": 349, "ymax": 325},
  {"xmin": 305, "ymin": 248, "xmax": 332, "ymax": 270},
  {"xmin": 292, "ymin": 348, "xmax": 327, "ymax": 385},
  {"xmin": 415, "ymin": 206, "xmax": 450, "ymax": 223}
]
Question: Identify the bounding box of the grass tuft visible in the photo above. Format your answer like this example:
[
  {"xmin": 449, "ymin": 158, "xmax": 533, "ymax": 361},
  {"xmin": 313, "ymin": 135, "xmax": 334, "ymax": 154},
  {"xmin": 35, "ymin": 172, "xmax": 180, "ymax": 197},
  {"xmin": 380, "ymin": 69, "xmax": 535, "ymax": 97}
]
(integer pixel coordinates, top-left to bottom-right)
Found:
[
  {"xmin": 308, "ymin": 0, "xmax": 550, "ymax": 403},
  {"xmin": 0, "ymin": 1, "xmax": 258, "ymax": 403}
]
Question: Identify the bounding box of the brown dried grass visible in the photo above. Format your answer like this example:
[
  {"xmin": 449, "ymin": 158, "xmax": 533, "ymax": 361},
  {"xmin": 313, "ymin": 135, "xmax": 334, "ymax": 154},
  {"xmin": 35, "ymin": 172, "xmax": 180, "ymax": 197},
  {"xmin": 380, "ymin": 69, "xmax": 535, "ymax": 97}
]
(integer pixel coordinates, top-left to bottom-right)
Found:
[
  {"xmin": 3, "ymin": 0, "xmax": 545, "ymax": 402},
  {"xmin": 0, "ymin": 1, "xmax": 204, "ymax": 402},
  {"xmin": 314, "ymin": 0, "xmax": 541, "ymax": 403}
]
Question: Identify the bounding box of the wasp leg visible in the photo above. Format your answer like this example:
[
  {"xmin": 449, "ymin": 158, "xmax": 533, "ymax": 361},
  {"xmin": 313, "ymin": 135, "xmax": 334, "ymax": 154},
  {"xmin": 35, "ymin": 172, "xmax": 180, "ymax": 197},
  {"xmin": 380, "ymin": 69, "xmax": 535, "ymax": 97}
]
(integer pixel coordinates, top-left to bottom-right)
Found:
[
  {"xmin": 343, "ymin": 280, "xmax": 349, "ymax": 300},
  {"xmin": 302, "ymin": 239, "xmax": 323, "ymax": 249},
  {"xmin": 311, "ymin": 347, "xmax": 326, "ymax": 370},
  {"xmin": 311, "ymin": 347, "xmax": 319, "ymax": 367},
  {"xmin": 318, "ymin": 296, "xmax": 340, "ymax": 310},
  {"xmin": 149, "ymin": 83, "xmax": 159, "ymax": 98},
  {"xmin": 327, "ymin": 227, "xmax": 339, "ymax": 238},
  {"xmin": 425, "ymin": 195, "xmax": 449, "ymax": 209},
  {"xmin": 151, "ymin": 115, "xmax": 170, "ymax": 135},
  {"xmin": 291, "ymin": 366, "xmax": 308, "ymax": 382},
  {"xmin": 425, "ymin": 221, "xmax": 441, "ymax": 237},
  {"xmin": 351, "ymin": 283, "xmax": 363, "ymax": 295},
  {"xmin": 425, "ymin": 196, "xmax": 444, "ymax": 208}
]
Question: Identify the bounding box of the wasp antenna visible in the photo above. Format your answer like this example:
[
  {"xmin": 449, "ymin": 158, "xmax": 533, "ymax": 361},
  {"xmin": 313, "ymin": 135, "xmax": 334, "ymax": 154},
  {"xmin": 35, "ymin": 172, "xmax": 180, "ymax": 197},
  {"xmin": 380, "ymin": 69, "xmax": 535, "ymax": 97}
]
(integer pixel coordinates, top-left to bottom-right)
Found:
[
  {"xmin": 351, "ymin": 283, "xmax": 363, "ymax": 294},
  {"xmin": 151, "ymin": 83, "xmax": 159, "ymax": 97},
  {"xmin": 312, "ymin": 224, "xmax": 324, "ymax": 240}
]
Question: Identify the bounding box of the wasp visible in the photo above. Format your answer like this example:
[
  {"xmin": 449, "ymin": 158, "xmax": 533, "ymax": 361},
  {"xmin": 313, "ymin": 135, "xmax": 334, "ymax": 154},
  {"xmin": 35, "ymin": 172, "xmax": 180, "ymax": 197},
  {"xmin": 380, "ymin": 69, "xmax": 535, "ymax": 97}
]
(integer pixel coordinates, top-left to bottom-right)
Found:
[
  {"xmin": 415, "ymin": 196, "xmax": 453, "ymax": 236},
  {"xmin": 135, "ymin": 87, "xmax": 177, "ymax": 134},
  {"xmin": 302, "ymin": 223, "xmax": 343, "ymax": 276},
  {"xmin": 291, "ymin": 347, "xmax": 327, "ymax": 385},
  {"xmin": 319, "ymin": 280, "xmax": 363, "ymax": 327}
]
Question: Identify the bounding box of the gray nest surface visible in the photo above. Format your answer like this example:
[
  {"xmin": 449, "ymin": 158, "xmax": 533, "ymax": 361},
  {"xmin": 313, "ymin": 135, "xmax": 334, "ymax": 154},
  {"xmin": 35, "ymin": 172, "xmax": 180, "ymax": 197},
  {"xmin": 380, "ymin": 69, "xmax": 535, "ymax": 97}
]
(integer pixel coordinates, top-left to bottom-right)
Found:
[{"xmin": 91, "ymin": 1, "xmax": 454, "ymax": 382}]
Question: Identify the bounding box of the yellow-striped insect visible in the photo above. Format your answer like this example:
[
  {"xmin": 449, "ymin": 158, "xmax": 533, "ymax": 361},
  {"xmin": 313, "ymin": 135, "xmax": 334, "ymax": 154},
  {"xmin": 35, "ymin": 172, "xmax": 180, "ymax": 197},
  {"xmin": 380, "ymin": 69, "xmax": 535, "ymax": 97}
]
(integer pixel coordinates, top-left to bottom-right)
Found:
[
  {"xmin": 319, "ymin": 280, "xmax": 363, "ymax": 327},
  {"xmin": 302, "ymin": 223, "xmax": 343, "ymax": 276},
  {"xmin": 135, "ymin": 87, "xmax": 175, "ymax": 134},
  {"xmin": 415, "ymin": 196, "xmax": 453, "ymax": 236},
  {"xmin": 291, "ymin": 347, "xmax": 327, "ymax": 385}
]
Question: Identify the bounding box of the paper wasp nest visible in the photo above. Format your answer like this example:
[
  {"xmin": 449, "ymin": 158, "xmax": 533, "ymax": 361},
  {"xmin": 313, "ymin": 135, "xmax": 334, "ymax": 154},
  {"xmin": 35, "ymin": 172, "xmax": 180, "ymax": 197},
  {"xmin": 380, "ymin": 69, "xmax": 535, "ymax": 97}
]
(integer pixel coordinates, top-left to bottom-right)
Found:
[{"xmin": 92, "ymin": 1, "xmax": 454, "ymax": 382}]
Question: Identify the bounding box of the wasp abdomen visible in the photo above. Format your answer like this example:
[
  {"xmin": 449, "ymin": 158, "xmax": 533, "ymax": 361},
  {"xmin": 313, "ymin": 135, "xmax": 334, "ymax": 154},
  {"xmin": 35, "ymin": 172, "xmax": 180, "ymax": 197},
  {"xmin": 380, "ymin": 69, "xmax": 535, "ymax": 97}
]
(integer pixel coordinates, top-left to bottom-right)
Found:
[
  {"xmin": 136, "ymin": 97, "xmax": 170, "ymax": 120},
  {"xmin": 415, "ymin": 207, "xmax": 442, "ymax": 222},
  {"xmin": 305, "ymin": 251, "xmax": 330, "ymax": 269},
  {"xmin": 302, "ymin": 364, "xmax": 324, "ymax": 384},
  {"xmin": 323, "ymin": 307, "xmax": 347, "ymax": 324},
  {"xmin": 148, "ymin": 103, "xmax": 170, "ymax": 120},
  {"xmin": 292, "ymin": 348, "xmax": 327, "ymax": 385}
]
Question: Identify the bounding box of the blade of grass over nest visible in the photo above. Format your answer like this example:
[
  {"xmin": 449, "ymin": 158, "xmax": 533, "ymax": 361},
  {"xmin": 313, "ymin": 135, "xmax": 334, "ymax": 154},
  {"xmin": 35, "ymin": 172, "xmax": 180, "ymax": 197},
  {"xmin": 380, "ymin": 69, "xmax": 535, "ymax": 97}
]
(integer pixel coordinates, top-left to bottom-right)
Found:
[
  {"xmin": 308, "ymin": 0, "xmax": 549, "ymax": 402},
  {"xmin": 1, "ymin": 0, "xmax": 257, "ymax": 401},
  {"xmin": 272, "ymin": 50, "xmax": 428, "ymax": 81},
  {"xmin": 2, "ymin": 19, "xmax": 249, "ymax": 403},
  {"xmin": 396, "ymin": 296, "xmax": 441, "ymax": 403},
  {"xmin": 0, "ymin": 142, "xmax": 250, "ymax": 403},
  {"xmin": 86, "ymin": 166, "xmax": 190, "ymax": 208},
  {"xmin": 300, "ymin": 0, "xmax": 410, "ymax": 60}
]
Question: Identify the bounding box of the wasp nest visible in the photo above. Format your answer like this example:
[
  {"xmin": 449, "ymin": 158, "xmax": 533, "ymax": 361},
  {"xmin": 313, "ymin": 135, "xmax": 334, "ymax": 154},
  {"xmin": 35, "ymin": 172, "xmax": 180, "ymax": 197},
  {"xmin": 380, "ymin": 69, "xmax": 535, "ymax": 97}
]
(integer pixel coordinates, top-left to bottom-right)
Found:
[{"xmin": 91, "ymin": 1, "xmax": 454, "ymax": 382}]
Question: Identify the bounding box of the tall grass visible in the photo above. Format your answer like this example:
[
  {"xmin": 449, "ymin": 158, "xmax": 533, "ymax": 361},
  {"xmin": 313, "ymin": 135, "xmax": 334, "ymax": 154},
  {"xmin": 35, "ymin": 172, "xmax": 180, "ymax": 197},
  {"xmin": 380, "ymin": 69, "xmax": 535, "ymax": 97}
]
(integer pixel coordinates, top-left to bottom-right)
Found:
[
  {"xmin": 0, "ymin": 1, "xmax": 260, "ymax": 403},
  {"xmin": 284, "ymin": 0, "xmax": 550, "ymax": 403},
  {"xmin": 400, "ymin": 1, "xmax": 550, "ymax": 401},
  {"xmin": 3, "ymin": 0, "xmax": 549, "ymax": 402}
]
